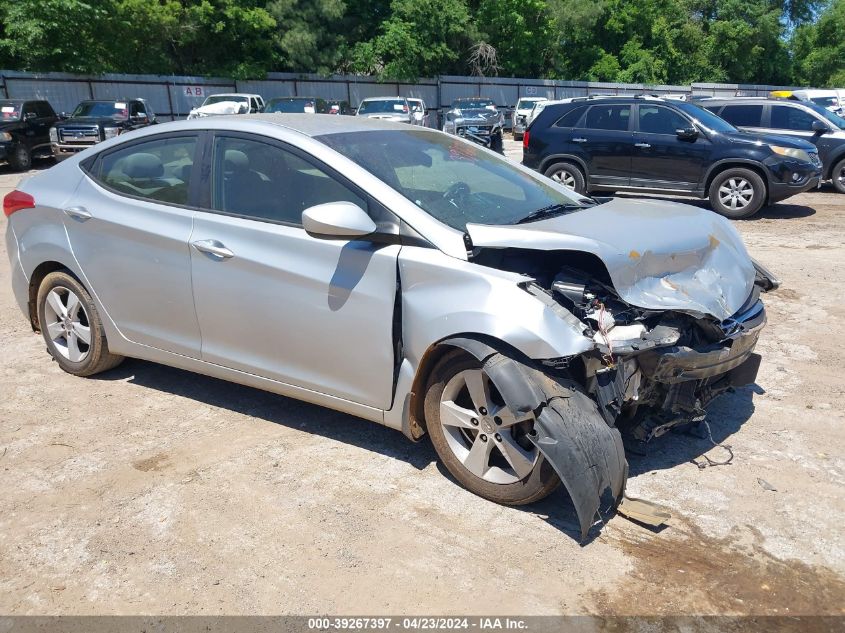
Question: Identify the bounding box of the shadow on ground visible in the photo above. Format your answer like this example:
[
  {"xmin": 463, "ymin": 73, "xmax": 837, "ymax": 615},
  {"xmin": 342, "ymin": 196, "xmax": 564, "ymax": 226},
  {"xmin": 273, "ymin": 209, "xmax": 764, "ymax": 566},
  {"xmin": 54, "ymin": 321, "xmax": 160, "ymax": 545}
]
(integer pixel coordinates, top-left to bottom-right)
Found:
[
  {"xmin": 95, "ymin": 357, "xmax": 759, "ymax": 543},
  {"xmin": 613, "ymin": 192, "xmax": 817, "ymax": 220}
]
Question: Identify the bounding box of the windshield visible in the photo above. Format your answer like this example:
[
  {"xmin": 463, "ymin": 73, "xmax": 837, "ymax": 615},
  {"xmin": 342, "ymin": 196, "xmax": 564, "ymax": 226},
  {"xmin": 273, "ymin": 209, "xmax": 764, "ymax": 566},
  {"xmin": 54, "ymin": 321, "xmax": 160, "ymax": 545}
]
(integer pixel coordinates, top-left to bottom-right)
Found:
[
  {"xmin": 453, "ymin": 99, "xmax": 495, "ymax": 110},
  {"xmin": 674, "ymin": 101, "xmax": 737, "ymax": 133},
  {"xmin": 811, "ymin": 96, "xmax": 839, "ymax": 108},
  {"xmin": 517, "ymin": 99, "xmax": 543, "ymax": 110},
  {"xmin": 0, "ymin": 101, "xmax": 22, "ymax": 121},
  {"xmin": 317, "ymin": 129, "xmax": 586, "ymax": 231},
  {"xmin": 359, "ymin": 99, "xmax": 407, "ymax": 114},
  {"xmin": 72, "ymin": 101, "xmax": 129, "ymax": 119},
  {"xmin": 266, "ymin": 98, "xmax": 316, "ymax": 113},
  {"xmin": 203, "ymin": 95, "xmax": 248, "ymax": 107},
  {"xmin": 408, "ymin": 100, "xmax": 424, "ymax": 112},
  {"xmin": 803, "ymin": 102, "xmax": 845, "ymax": 129}
]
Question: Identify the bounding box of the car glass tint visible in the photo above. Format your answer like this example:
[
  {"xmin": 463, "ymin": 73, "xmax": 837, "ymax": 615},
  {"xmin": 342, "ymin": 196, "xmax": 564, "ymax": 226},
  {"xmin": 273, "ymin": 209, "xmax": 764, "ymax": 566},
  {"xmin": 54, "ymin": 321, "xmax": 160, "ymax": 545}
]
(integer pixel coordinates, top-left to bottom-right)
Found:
[
  {"xmin": 554, "ymin": 105, "xmax": 587, "ymax": 128},
  {"xmin": 266, "ymin": 98, "xmax": 315, "ymax": 113},
  {"xmin": 72, "ymin": 101, "xmax": 129, "ymax": 119},
  {"xmin": 637, "ymin": 105, "xmax": 690, "ymax": 134},
  {"xmin": 359, "ymin": 100, "xmax": 406, "ymax": 114},
  {"xmin": 99, "ymin": 136, "xmax": 197, "ymax": 205},
  {"xmin": 583, "ymin": 105, "xmax": 630, "ymax": 131},
  {"xmin": 673, "ymin": 101, "xmax": 737, "ymax": 133},
  {"xmin": 1, "ymin": 102, "xmax": 23, "ymax": 121},
  {"xmin": 317, "ymin": 129, "xmax": 585, "ymax": 231},
  {"xmin": 210, "ymin": 136, "xmax": 366, "ymax": 225},
  {"xmin": 770, "ymin": 106, "xmax": 817, "ymax": 131},
  {"xmin": 34, "ymin": 102, "xmax": 54, "ymax": 118},
  {"xmin": 718, "ymin": 105, "xmax": 763, "ymax": 127}
]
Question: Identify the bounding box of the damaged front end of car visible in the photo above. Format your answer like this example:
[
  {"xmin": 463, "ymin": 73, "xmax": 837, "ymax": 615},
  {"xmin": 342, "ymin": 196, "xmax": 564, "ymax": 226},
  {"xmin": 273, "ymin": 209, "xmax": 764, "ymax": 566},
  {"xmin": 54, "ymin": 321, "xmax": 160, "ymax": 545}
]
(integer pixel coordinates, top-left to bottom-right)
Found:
[{"xmin": 463, "ymin": 198, "xmax": 777, "ymax": 536}]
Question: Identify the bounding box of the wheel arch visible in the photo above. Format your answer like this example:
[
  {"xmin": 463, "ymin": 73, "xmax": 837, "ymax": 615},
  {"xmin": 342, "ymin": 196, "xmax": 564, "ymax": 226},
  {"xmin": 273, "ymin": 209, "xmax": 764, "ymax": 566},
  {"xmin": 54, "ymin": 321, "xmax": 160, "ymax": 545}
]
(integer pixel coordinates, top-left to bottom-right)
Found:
[
  {"xmin": 539, "ymin": 154, "xmax": 589, "ymax": 180},
  {"xmin": 27, "ymin": 261, "xmax": 80, "ymax": 332},
  {"xmin": 703, "ymin": 160, "xmax": 770, "ymax": 201},
  {"xmin": 824, "ymin": 149, "xmax": 845, "ymax": 180}
]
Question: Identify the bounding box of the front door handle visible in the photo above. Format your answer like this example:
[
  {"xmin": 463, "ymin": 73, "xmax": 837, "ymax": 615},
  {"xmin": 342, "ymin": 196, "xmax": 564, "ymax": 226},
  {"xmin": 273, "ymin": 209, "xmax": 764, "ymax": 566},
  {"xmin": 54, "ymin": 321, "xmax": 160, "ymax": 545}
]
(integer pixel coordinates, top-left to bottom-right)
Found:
[
  {"xmin": 572, "ymin": 137, "xmax": 588, "ymax": 143},
  {"xmin": 192, "ymin": 239, "xmax": 234, "ymax": 259},
  {"xmin": 64, "ymin": 206, "xmax": 92, "ymax": 221},
  {"xmin": 634, "ymin": 142, "xmax": 652, "ymax": 148}
]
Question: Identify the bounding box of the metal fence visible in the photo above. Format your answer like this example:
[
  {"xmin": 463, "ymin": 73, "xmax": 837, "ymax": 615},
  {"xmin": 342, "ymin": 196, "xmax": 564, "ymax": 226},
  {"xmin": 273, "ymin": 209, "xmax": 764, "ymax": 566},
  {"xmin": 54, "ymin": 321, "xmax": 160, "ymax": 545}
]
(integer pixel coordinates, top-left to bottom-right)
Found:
[{"xmin": 0, "ymin": 70, "xmax": 799, "ymax": 127}]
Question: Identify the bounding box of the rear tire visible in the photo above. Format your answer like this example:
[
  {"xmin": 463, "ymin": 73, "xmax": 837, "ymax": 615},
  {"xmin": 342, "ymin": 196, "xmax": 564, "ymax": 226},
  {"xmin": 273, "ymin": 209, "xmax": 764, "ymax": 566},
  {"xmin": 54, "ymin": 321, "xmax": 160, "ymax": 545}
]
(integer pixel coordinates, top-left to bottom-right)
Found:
[
  {"xmin": 544, "ymin": 161, "xmax": 586, "ymax": 194},
  {"xmin": 831, "ymin": 158, "xmax": 845, "ymax": 194},
  {"xmin": 9, "ymin": 144, "xmax": 32, "ymax": 171},
  {"xmin": 708, "ymin": 168, "xmax": 766, "ymax": 219},
  {"xmin": 424, "ymin": 351, "xmax": 560, "ymax": 506},
  {"xmin": 36, "ymin": 271, "xmax": 124, "ymax": 377}
]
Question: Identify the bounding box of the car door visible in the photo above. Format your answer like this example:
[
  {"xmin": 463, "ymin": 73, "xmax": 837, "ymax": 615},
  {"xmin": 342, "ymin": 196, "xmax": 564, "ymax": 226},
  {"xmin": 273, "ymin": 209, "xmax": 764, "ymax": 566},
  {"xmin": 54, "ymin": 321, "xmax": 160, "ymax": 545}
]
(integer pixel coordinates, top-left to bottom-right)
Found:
[
  {"xmin": 64, "ymin": 132, "xmax": 202, "ymax": 357},
  {"xmin": 189, "ymin": 132, "xmax": 400, "ymax": 409},
  {"xmin": 575, "ymin": 104, "xmax": 633, "ymax": 187},
  {"xmin": 631, "ymin": 104, "xmax": 711, "ymax": 190}
]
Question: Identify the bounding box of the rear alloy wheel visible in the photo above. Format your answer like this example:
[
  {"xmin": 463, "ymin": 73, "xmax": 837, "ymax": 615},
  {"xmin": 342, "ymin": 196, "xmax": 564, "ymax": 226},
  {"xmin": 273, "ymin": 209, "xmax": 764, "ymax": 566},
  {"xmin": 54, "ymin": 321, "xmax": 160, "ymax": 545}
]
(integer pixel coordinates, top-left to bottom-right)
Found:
[
  {"xmin": 832, "ymin": 158, "xmax": 845, "ymax": 194},
  {"xmin": 544, "ymin": 162, "xmax": 586, "ymax": 194},
  {"xmin": 424, "ymin": 352, "xmax": 560, "ymax": 505},
  {"xmin": 9, "ymin": 144, "xmax": 32, "ymax": 171},
  {"xmin": 708, "ymin": 168, "xmax": 765, "ymax": 219},
  {"xmin": 37, "ymin": 271, "xmax": 124, "ymax": 376}
]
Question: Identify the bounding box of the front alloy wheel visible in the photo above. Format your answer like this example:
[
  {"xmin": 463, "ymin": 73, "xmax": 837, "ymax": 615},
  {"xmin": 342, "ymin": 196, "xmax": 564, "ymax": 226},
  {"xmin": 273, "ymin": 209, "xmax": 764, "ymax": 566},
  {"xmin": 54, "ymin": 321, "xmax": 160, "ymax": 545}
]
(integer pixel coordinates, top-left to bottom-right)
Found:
[
  {"xmin": 43, "ymin": 286, "xmax": 91, "ymax": 362},
  {"xmin": 708, "ymin": 168, "xmax": 765, "ymax": 218}
]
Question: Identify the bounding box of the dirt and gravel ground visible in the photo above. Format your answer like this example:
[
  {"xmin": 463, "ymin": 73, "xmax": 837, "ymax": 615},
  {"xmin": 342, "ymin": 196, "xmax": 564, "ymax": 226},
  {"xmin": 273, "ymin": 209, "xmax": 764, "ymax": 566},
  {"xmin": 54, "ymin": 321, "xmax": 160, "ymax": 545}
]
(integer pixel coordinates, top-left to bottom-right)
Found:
[{"xmin": 1, "ymin": 139, "xmax": 844, "ymax": 617}]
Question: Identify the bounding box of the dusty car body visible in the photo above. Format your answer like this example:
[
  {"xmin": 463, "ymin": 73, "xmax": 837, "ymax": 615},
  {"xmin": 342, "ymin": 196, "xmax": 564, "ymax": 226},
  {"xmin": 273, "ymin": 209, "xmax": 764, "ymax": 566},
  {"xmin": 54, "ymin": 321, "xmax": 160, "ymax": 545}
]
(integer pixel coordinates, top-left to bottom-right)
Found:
[
  {"xmin": 4, "ymin": 115, "xmax": 773, "ymax": 540},
  {"xmin": 442, "ymin": 97, "xmax": 505, "ymax": 153}
]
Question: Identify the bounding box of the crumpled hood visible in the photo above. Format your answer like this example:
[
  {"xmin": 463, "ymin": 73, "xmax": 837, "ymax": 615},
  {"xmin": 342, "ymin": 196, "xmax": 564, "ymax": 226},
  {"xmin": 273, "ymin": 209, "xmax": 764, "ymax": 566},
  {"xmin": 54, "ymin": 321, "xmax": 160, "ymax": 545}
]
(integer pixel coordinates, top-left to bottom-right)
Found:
[
  {"xmin": 188, "ymin": 101, "xmax": 245, "ymax": 118},
  {"xmin": 466, "ymin": 198, "xmax": 755, "ymax": 321}
]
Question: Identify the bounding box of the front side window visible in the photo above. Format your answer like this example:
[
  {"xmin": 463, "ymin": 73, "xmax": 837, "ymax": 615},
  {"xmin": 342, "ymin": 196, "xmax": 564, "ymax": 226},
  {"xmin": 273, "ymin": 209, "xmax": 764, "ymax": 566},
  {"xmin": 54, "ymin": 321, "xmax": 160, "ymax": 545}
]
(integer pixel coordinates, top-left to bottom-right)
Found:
[
  {"xmin": 318, "ymin": 129, "xmax": 587, "ymax": 231},
  {"xmin": 637, "ymin": 105, "xmax": 691, "ymax": 134},
  {"xmin": 210, "ymin": 135, "xmax": 366, "ymax": 225},
  {"xmin": 583, "ymin": 104, "xmax": 631, "ymax": 131},
  {"xmin": 98, "ymin": 135, "xmax": 197, "ymax": 205},
  {"xmin": 770, "ymin": 106, "xmax": 817, "ymax": 131},
  {"xmin": 718, "ymin": 105, "xmax": 763, "ymax": 127}
]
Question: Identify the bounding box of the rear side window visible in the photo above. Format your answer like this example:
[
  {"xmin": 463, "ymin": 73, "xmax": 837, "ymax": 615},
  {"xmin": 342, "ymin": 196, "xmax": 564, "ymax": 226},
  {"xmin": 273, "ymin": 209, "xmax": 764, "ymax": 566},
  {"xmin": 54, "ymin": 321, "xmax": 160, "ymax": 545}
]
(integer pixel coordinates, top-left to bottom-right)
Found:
[
  {"xmin": 34, "ymin": 102, "xmax": 55, "ymax": 118},
  {"xmin": 210, "ymin": 135, "xmax": 366, "ymax": 225},
  {"xmin": 583, "ymin": 105, "xmax": 631, "ymax": 131},
  {"xmin": 97, "ymin": 135, "xmax": 197, "ymax": 206},
  {"xmin": 770, "ymin": 106, "xmax": 817, "ymax": 131},
  {"xmin": 554, "ymin": 105, "xmax": 588, "ymax": 128},
  {"xmin": 637, "ymin": 105, "xmax": 691, "ymax": 134},
  {"xmin": 718, "ymin": 105, "xmax": 763, "ymax": 127}
]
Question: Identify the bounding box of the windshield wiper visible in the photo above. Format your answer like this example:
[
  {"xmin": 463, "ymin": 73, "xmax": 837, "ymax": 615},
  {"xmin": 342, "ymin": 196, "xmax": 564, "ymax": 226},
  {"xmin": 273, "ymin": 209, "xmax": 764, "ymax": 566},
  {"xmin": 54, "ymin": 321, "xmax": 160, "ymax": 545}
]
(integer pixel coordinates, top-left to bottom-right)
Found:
[{"xmin": 515, "ymin": 203, "xmax": 590, "ymax": 224}]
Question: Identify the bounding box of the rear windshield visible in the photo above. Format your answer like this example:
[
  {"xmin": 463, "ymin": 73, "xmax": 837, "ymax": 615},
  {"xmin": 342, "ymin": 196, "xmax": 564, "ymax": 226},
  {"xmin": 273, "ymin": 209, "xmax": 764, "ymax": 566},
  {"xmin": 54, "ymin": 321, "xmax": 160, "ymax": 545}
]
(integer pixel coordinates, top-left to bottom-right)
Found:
[
  {"xmin": 358, "ymin": 99, "xmax": 407, "ymax": 114},
  {"xmin": 72, "ymin": 101, "xmax": 129, "ymax": 119},
  {"xmin": 266, "ymin": 98, "xmax": 317, "ymax": 113},
  {"xmin": 0, "ymin": 101, "xmax": 22, "ymax": 121},
  {"xmin": 453, "ymin": 99, "xmax": 495, "ymax": 109}
]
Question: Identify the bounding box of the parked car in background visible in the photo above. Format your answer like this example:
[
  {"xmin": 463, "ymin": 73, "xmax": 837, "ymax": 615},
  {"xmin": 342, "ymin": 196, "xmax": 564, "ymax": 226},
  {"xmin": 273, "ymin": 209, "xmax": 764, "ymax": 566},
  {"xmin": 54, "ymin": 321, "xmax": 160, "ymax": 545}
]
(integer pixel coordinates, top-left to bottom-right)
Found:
[
  {"xmin": 407, "ymin": 98, "xmax": 429, "ymax": 126},
  {"xmin": 511, "ymin": 97, "xmax": 547, "ymax": 140},
  {"xmin": 442, "ymin": 97, "xmax": 504, "ymax": 153},
  {"xmin": 4, "ymin": 115, "xmax": 777, "ymax": 540},
  {"xmin": 50, "ymin": 99, "xmax": 157, "ymax": 161},
  {"xmin": 789, "ymin": 89, "xmax": 843, "ymax": 116},
  {"xmin": 703, "ymin": 97, "xmax": 845, "ymax": 193},
  {"xmin": 187, "ymin": 93, "xmax": 264, "ymax": 119},
  {"xmin": 355, "ymin": 97, "xmax": 412, "ymax": 124},
  {"xmin": 0, "ymin": 99, "xmax": 58, "ymax": 171},
  {"xmin": 523, "ymin": 95, "xmax": 821, "ymax": 218},
  {"xmin": 327, "ymin": 100, "xmax": 353, "ymax": 115},
  {"xmin": 265, "ymin": 97, "xmax": 328, "ymax": 114}
]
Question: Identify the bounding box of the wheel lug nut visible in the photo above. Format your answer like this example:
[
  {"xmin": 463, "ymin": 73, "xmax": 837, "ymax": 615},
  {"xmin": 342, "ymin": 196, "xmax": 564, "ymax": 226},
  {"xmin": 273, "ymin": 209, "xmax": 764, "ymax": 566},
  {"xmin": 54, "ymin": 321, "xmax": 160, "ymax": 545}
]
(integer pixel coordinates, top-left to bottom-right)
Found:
[
  {"xmin": 480, "ymin": 434, "xmax": 487, "ymax": 442},
  {"xmin": 470, "ymin": 418, "xmax": 478, "ymax": 426},
  {"xmin": 494, "ymin": 416, "xmax": 502, "ymax": 425},
  {"xmin": 495, "ymin": 433, "xmax": 502, "ymax": 442},
  {"xmin": 479, "ymin": 407, "xmax": 487, "ymax": 415}
]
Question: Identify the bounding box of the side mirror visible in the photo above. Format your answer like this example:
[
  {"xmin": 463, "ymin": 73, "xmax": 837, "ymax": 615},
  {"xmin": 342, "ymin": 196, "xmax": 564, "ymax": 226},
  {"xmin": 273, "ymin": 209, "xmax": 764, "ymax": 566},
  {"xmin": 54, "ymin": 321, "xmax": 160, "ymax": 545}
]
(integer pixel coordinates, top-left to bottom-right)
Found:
[
  {"xmin": 302, "ymin": 201, "xmax": 377, "ymax": 240},
  {"xmin": 676, "ymin": 126, "xmax": 699, "ymax": 140},
  {"xmin": 811, "ymin": 120, "xmax": 830, "ymax": 134}
]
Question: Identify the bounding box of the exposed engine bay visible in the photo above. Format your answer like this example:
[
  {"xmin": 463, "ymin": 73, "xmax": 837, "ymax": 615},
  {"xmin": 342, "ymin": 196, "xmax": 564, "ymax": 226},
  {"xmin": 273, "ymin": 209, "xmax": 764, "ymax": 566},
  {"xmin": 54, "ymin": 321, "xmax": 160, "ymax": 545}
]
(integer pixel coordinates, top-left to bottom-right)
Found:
[{"xmin": 475, "ymin": 247, "xmax": 772, "ymax": 450}]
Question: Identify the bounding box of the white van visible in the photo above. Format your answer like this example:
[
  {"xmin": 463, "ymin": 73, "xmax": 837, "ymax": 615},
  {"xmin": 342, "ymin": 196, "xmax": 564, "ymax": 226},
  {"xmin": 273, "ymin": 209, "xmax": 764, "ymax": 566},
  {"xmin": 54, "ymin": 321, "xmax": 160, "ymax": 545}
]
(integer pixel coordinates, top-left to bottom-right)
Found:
[{"xmin": 790, "ymin": 89, "xmax": 843, "ymax": 115}]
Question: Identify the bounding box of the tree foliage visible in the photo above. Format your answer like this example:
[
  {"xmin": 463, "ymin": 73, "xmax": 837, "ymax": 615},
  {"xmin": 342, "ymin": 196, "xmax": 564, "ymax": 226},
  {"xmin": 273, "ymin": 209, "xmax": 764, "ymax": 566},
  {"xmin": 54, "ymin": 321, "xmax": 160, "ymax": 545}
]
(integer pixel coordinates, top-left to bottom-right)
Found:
[{"xmin": 0, "ymin": 0, "xmax": 840, "ymax": 86}]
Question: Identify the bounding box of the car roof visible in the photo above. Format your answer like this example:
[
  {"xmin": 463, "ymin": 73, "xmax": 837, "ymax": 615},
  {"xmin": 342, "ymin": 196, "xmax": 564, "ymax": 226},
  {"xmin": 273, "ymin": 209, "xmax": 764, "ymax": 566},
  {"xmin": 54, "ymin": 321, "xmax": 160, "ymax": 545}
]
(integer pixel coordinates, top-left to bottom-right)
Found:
[
  {"xmin": 454, "ymin": 97, "xmax": 493, "ymax": 101},
  {"xmin": 216, "ymin": 112, "xmax": 415, "ymax": 135},
  {"xmin": 705, "ymin": 97, "xmax": 807, "ymax": 105},
  {"xmin": 268, "ymin": 96, "xmax": 319, "ymax": 100},
  {"xmin": 360, "ymin": 96, "xmax": 405, "ymax": 101},
  {"xmin": 209, "ymin": 93, "xmax": 262, "ymax": 98}
]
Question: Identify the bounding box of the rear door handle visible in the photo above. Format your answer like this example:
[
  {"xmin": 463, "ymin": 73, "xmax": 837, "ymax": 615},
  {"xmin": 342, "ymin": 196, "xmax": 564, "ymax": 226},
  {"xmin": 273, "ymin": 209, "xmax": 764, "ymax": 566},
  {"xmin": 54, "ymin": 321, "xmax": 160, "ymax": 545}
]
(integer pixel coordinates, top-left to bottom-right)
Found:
[
  {"xmin": 634, "ymin": 142, "xmax": 651, "ymax": 148},
  {"xmin": 192, "ymin": 239, "xmax": 234, "ymax": 259},
  {"xmin": 63, "ymin": 206, "xmax": 92, "ymax": 221},
  {"xmin": 572, "ymin": 137, "xmax": 588, "ymax": 143}
]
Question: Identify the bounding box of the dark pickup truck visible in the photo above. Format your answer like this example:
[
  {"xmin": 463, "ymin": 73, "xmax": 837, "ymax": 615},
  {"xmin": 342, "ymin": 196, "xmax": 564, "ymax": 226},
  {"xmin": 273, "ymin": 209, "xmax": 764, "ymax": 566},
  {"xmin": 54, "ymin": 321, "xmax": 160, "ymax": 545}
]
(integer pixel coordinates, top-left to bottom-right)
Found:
[
  {"xmin": 1, "ymin": 99, "xmax": 59, "ymax": 171},
  {"xmin": 51, "ymin": 98, "xmax": 157, "ymax": 160}
]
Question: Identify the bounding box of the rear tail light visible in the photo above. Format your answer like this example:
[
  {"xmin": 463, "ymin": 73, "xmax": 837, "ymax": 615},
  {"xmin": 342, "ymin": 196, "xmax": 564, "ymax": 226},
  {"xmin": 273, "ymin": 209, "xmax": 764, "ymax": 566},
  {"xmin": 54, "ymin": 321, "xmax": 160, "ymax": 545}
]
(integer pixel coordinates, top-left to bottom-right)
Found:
[
  {"xmin": 523, "ymin": 129, "xmax": 530, "ymax": 150},
  {"xmin": 3, "ymin": 190, "xmax": 35, "ymax": 217}
]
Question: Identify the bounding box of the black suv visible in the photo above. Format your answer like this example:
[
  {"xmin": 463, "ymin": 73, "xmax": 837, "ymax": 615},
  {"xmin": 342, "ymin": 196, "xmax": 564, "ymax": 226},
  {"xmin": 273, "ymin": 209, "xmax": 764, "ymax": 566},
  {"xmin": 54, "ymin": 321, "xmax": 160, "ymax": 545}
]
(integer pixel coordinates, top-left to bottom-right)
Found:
[
  {"xmin": 51, "ymin": 98, "xmax": 157, "ymax": 160},
  {"xmin": 702, "ymin": 98, "xmax": 845, "ymax": 194},
  {"xmin": 0, "ymin": 99, "xmax": 59, "ymax": 171},
  {"xmin": 523, "ymin": 96, "xmax": 822, "ymax": 218}
]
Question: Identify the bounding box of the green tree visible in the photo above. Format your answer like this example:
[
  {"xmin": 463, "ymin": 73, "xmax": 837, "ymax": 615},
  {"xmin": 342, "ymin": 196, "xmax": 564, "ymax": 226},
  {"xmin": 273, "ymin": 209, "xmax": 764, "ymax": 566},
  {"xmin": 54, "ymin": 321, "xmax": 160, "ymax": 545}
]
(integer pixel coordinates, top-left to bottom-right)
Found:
[
  {"xmin": 475, "ymin": 0, "xmax": 556, "ymax": 77},
  {"xmin": 792, "ymin": 0, "xmax": 845, "ymax": 86}
]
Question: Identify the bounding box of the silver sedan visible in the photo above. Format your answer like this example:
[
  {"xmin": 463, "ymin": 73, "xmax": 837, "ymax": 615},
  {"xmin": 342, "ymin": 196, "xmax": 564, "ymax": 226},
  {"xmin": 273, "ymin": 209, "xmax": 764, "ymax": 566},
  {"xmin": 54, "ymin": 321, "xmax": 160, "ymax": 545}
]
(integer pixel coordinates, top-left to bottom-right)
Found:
[{"xmin": 4, "ymin": 114, "xmax": 775, "ymax": 539}]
